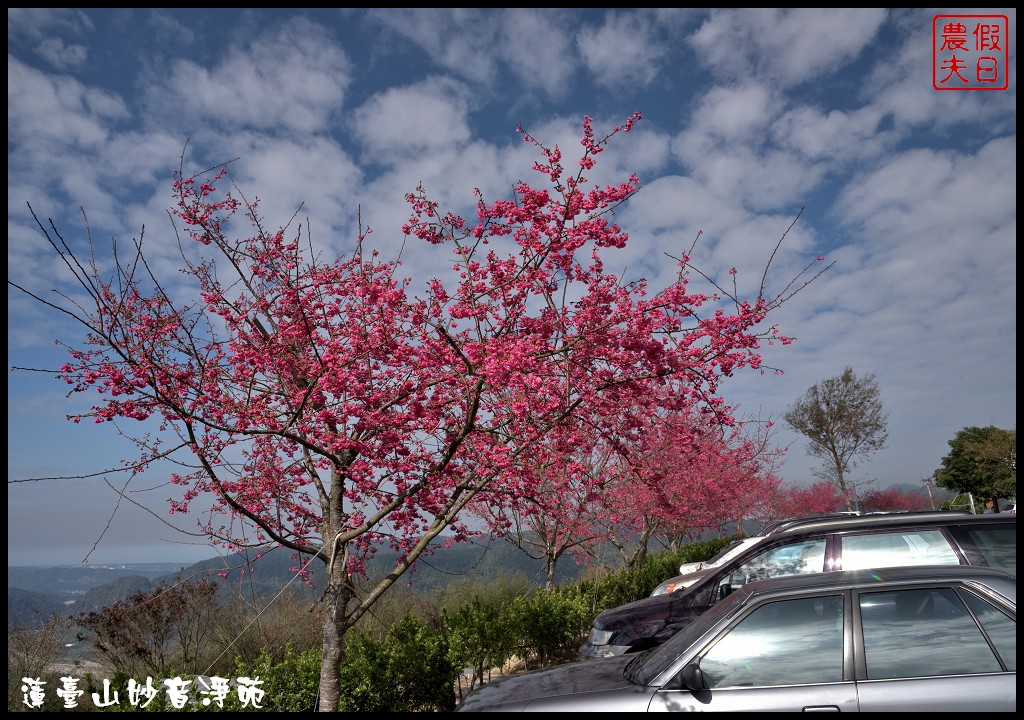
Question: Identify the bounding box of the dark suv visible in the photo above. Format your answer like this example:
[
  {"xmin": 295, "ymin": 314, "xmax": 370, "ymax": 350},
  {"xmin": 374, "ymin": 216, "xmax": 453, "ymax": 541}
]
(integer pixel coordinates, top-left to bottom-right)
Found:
[{"xmin": 580, "ymin": 511, "xmax": 1016, "ymax": 659}]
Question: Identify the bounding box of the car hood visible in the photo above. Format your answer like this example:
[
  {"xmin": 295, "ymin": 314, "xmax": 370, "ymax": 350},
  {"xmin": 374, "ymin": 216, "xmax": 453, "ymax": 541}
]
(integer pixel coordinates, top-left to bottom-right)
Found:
[
  {"xmin": 457, "ymin": 655, "xmax": 636, "ymax": 712},
  {"xmin": 594, "ymin": 590, "xmax": 704, "ymax": 644},
  {"xmin": 653, "ymin": 567, "xmax": 714, "ymax": 595}
]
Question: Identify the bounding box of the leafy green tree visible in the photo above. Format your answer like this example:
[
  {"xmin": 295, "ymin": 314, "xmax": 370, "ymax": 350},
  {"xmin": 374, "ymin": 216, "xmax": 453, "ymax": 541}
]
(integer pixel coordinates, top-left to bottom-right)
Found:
[
  {"xmin": 784, "ymin": 367, "xmax": 889, "ymax": 511},
  {"xmin": 934, "ymin": 426, "xmax": 1016, "ymax": 510}
]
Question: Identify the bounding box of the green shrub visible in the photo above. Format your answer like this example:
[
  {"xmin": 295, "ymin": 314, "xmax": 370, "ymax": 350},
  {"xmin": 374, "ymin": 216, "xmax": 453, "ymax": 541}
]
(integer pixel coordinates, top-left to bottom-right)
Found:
[
  {"xmin": 502, "ymin": 586, "xmax": 593, "ymax": 669},
  {"xmin": 573, "ymin": 536, "xmax": 737, "ymax": 613},
  {"xmin": 443, "ymin": 595, "xmax": 517, "ymax": 698},
  {"xmin": 337, "ymin": 615, "xmax": 459, "ymax": 712}
]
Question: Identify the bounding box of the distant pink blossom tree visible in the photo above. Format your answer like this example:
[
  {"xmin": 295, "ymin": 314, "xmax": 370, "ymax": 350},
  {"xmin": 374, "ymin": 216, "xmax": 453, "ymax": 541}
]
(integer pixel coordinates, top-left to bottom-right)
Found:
[
  {"xmin": 859, "ymin": 486, "xmax": 931, "ymax": 512},
  {"xmin": 771, "ymin": 481, "xmax": 846, "ymax": 519},
  {"xmin": 12, "ymin": 113, "xmax": 828, "ymax": 710},
  {"xmin": 597, "ymin": 401, "xmax": 785, "ymax": 566},
  {"xmin": 472, "ymin": 394, "xmax": 785, "ymax": 584},
  {"xmin": 469, "ymin": 421, "xmax": 619, "ymax": 590}
]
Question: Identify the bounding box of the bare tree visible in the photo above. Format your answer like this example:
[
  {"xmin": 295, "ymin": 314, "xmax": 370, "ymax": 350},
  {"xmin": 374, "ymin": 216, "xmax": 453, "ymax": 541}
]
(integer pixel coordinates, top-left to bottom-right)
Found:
[
  {"xmin": 784, "ymin": 367, "xmax": 889, "ymax": 510},
  {"xmin": 8, "ymin": 614, "xmax": 73, "ymax": 711}
]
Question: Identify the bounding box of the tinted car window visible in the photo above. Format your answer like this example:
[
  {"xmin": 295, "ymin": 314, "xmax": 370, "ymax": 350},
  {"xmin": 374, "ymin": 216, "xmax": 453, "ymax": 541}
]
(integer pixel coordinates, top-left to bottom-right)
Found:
[
  {"xmin": 698, "ymin": 595, "xmax": 844, "ymax": 688},
  {"xmin": 722, "ymin": 539, "xmax": 828, "ymax": 589},
  {"xmin": 961, "ymin": 589, "xmax": 1016, "ymax": 670},
  {"xmin": 948, "ymin": 523, "xmax": 1016, "ymax": 574},
  {"xmin": 859, "ymin": 587, "xmax": 1004, "ymax": 680},
  {"xmin": 840, "ymin": 529, "xmax": 958, "ymax": 570}
]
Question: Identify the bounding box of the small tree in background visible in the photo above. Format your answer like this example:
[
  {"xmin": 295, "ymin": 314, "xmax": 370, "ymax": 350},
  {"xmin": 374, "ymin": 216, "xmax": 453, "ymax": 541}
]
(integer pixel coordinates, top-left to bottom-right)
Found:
[
  {"xmin": 784, "ymin": 367, "xmax": 889, "ymax": 511},
  {"xmin": 770, "ymin": 480, "xmax": 845, "ymax": 518},
  {"xmin": 470, "ymin": 427, "xmax": 616, "ymax": 591},
  {"xmin": 934, "ymin": 426, "xmax": 1016, "ymax": 510},
  {"xmin": 858, "ymin": 486, "xmax": 931, "ymax": 512},
  {"xmin": 598, "ymin": 401, "xmax": 784, "ymax": 565},
  {"xmin": 8, "ymin": 614, "xmax": 73, "ymax": 712},
  {"xmin": 473, "ymin": 394, "xmax": 784, "ymax": 584},
  {"xmin": 74, "ymin": 580, "xmax": 220, "ymax": 679}
]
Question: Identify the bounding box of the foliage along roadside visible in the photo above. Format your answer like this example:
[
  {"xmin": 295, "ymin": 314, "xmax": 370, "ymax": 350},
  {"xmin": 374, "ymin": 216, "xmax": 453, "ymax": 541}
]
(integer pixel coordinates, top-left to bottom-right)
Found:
[{"xmin": 62, "ymin": 536, "xmax": 732, "ymax": 712}]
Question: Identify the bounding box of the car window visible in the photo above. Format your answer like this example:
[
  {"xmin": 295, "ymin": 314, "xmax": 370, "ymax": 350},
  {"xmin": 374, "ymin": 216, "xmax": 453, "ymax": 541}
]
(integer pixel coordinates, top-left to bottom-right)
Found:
[
  {"xmin": 947, "ymin": 523, "xmax": 1016, "ymax": 575},
  {"xmin": 960, "ymin": 589, "xmax": 1016, "ymax": 670},
  {"xmin": 718, "ymin": 539, "xmax": 828, "ymax": 599},
  {"xmin": 839, "ymin": 530, "xmax": 958, "ymax": 570},
  {"xmin": 858, "ymin": 587, "xmax": 1005, "ymax": 680},
  {"xmin": 697, "ymin": 595, "xmax": 844, "ymax": 688}
]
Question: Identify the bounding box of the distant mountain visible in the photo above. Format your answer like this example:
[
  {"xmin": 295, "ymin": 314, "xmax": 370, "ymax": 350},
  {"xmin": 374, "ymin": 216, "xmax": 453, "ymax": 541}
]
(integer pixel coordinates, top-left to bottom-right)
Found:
[
  {"xmin": 7, "ymin": 536, "xmax": 585, "ymax": 627},
  {"xmin": 7, "ymin": 563, "xmax": 183, "ymax": 598},
  {"xmin": 8, "ymin": 586, "xmax": 67, "ymax": 627},
  {"xmin": 153, "ymin": 536, "xmax": 586, "ymax": 601},
  {"xmin": 71, "ymin": 575, "xmax": 157, "ymax": 614}
]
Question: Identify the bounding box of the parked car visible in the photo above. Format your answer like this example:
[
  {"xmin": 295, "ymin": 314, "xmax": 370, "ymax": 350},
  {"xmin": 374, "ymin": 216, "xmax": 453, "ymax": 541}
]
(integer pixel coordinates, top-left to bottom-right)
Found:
[
  {"xmin": 1004, "ymin": 503, "xmax": 1017, "ymax": 514},
  {"xmin": 581, "ymin": 511, "xmax": 1015, "ymax": 659},
  {"xmin": 650, "ymin": 513, "xmax": 877, "ymax": 597},
  {"xmin": 458, "ymin": 565, "xmax": 1016, "ymax": 712},
  {"xmin": 651, "ymin": 536, "xmax": 764, "ymax": 597}
]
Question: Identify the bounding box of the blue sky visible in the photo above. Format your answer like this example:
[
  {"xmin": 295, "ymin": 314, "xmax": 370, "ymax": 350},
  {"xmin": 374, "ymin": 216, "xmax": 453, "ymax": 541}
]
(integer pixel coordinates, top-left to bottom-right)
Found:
[{"xmin": 7, "ymin": 8, "xmax": 1016, "ymax": 566}]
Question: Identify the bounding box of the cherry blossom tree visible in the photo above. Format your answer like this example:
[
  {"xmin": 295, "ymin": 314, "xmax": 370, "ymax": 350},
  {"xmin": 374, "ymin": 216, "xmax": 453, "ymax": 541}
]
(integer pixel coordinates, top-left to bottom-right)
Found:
[
  {"xmin": 859, "ymin": 486, "xmax": 931, "ymax": 513},
  {"xmin": 468, "ymin": 421, "xmax": 619, "ymax": 590},
  {"xmin": 770, "ymin": 480, "xmax": 846, "ymax": 519},
  {"xmin": 597, "ymin": 401, "xmax": 785, "ymax": 567},
  {"xmin": 11, "ymin": 114, "xmax": 827, "ymax": 710},
  {"xmin": 473, "ymin": 393, "xmax": 786, "ymax": 583}
]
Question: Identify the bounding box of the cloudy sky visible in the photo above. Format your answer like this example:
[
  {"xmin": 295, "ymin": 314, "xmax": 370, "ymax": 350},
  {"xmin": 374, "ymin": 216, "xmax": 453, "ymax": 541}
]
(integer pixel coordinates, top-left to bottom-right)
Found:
[{"xmin": 7, "ymin": 9, "xmax": 1016, "ymax": 566}]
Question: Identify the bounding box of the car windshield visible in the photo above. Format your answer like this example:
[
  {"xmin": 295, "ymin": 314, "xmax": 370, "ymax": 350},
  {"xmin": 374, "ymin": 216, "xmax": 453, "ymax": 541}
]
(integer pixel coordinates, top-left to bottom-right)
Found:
[{"xmin": 706, "ymin": 537, "xmax": 760, "ymax": 567}]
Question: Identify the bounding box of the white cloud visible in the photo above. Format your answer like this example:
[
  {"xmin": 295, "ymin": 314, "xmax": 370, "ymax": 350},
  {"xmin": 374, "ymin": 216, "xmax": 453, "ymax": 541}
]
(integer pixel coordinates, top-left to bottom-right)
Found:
[
  {"xmin": 7, "ymin": 8, "xmax": 94, "ymax": 57},
  {"xmin": 578, "ymin": 11, "xmax": 666, "ymax": 89},
  {"xmin": 33, "ymin": 37, "xmax": 88, "ymax": 69},
  {"xmin": 690, "ymin": 8, "xmax": 888, "ymax": 87},
  {"xmin": 835, "ymin": 136, "xmax": 1017, "ymax": 246},
  {"xmin": 691, "ymin": 83, "xmax": 777, "ymax": 141},
  {"xmin": 771, "ymin": 105, "xmax": 892, "ymax": 162},
  {"xmin": 351, "ymin": 77, "xmax": 472, "ymax": 159},
  {"xmin": 8, "ymin": 57, "xmax": 127, "ymax": 149},
  {"xmin": 152, "ymin": 17, "xmax": 352, "ymax": 134},
  {"xmin": 498, "ymin": 9, "xmax": 578, "ymax": 97},
  {"xmin": 366, "ymin": 8, "xmax": 502, "ymax": 85}
]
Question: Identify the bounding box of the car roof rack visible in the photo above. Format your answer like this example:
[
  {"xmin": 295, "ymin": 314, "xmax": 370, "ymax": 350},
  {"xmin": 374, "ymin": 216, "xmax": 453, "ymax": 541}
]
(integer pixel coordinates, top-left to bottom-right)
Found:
[{"xmin": 760, "ymin": 510, "xmax": 974, "ymax": 536}]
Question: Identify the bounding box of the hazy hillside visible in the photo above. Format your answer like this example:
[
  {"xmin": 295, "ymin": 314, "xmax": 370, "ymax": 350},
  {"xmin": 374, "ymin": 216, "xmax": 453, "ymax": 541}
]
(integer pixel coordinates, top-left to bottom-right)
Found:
[
  {"xmin": 7, "ymin": 563, "xmax": 182, "ymax": 597},
  {"xmin": 8, "ymin": 499, "xmax": 957, "ymax": 628},
  {"xmin": 8, "ymin": 587, "xmax": 67, "ymax": 627},
  {"xmin": 8, "ymin": 535, "xmax": 586, "ymax": 627},
  {"xmin": 154, "ymin": 536, "xmax": 587, "ymax": 601}
]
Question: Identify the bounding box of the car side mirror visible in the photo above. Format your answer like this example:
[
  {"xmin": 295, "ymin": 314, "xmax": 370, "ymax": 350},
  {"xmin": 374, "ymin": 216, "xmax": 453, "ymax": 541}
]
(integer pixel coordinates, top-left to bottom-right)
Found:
[
  {"xmin": 678, "ymin": 663, "xmax": 705, "ymax": 691},
  {"xmin": 718, "ymin": 583, "xmax": 733, "ymax": 601}
]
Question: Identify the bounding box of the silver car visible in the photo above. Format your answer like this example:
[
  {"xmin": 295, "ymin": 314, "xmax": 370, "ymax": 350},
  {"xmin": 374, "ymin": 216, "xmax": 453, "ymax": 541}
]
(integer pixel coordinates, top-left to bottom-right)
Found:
[
  {"xmin": 581, "ymin": 511, "xmax": 1014, "ymax": 659},
  {"xmin": 457, "ymin": 565, "xmax": 1016, "ymax": 712},
  {"xmin": 650, "ymin": 513, "xmax": 880, "ymax": 597}
]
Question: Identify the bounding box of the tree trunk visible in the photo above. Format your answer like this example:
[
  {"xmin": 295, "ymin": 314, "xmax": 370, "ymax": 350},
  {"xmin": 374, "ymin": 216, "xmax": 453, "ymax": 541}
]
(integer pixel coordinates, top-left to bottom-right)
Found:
[{"xmin": 317, "ymin": 557, "xmax": 354, "ymax": 711}]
